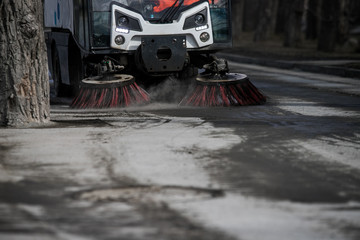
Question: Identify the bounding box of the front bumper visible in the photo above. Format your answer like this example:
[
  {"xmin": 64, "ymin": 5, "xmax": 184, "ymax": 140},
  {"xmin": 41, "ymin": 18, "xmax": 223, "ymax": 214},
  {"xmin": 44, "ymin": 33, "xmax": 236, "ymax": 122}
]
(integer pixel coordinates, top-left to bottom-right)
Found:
[{"xmin": 110, "ymin": 2, "xmax": 214, "ymax": 51}]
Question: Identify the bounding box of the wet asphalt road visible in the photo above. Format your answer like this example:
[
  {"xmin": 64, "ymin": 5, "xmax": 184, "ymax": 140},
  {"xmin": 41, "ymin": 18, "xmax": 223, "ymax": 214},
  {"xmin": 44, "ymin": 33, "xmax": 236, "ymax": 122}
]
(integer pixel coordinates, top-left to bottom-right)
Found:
[{"xmin": 1, "ymin": 61, "xmax": 360, "ymax": 240}]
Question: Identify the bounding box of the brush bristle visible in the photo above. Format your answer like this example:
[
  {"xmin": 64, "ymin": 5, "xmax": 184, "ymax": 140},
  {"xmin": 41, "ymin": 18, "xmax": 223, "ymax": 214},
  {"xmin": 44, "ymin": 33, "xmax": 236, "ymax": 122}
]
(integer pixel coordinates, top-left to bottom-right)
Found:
[
  {"xmin": 70, "ymin": 82, "xmax": 150, "ymax": 109},
  {"xmin": 180, "ymin": 79, "xmax": 266, "ymax": 107}
]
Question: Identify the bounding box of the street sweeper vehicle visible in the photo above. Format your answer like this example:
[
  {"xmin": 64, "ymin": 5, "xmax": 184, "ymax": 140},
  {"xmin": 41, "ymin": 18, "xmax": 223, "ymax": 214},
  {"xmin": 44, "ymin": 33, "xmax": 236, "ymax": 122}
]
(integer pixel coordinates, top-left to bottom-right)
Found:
[{"xmin": 44, "ymin": 0, "xmax": 265, "ymax": 108}]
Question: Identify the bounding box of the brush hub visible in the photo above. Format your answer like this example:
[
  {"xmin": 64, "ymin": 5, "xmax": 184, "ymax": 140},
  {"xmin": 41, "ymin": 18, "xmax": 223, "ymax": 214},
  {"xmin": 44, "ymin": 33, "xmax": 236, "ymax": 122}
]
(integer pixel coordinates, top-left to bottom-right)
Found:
[
  {"xmin": 81, "ymin": 74, "xmax": 135, "ymax": 88},
  {"xmin": 195, "ymin": 73, "xmax": 248, "ymax": 85}
]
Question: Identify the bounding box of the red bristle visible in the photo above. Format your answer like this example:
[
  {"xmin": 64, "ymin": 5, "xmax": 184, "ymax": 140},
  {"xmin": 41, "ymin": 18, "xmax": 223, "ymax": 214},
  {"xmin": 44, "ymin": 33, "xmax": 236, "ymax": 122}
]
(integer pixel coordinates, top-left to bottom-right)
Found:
[
  {"xmin": 215, "ymin": 87, "xmax": 222, "ymax": 106},
  {"xmin": 109, "ymin": 88, "xmax": 114, "ymax": 107},
  {"xmin": 129, "ymin": 84, "xmax": 137, "ymax": 103},
  {"xmin": 185, "ymin": 85, "xmax": 200, "ymax": 105},
  {"xmin": 103, "ymin": 88, "xmax": 109, "ymax": 106},
  {"xmin": 95, "ymin": 89, "xmax": 104, "ymax": 108},
  {"xmin": 133, "ymin": 82, "xmax": 150, "ymax": 102},
  {"xmin": 71, "ymin": 90, "xmax": 81, "ymax": 107},
  {"xmin": 109, "ymin": 89, "xmax": 114, "ymax": 106},
  {"xmin": 71, "ymin": 80, "xmax": 150, "ymax": 109},
  {"xmin": 220, "ymin": 86, "xmax": 230, "ymax": 106},
  {"xmin": 237, "ymin": 84, "xmax": 251, "ymax": 105},
  {"xmin": 180, "ymin": 75, "xmax": 266, "ymax": 107},
  {"xmin": 228, "ymin": 86, "xmax": 239, "ymax": 105},
  {"xmin": 200, "ymin": 86, "xmax": 208, "ymax": 106},
  {"xmin": 189, "ymin": 86, "xmax": 199, "ymax": 105},
  {"xmin": 130, "ymin": 83, "xmax": 145, "ymax": 104},
  {"xmin": 209, "ymin": 86, "xmax": 216, "ymax": 106},
  {"xmin": 233, "ymin": 84, "xmax": 246, "ymax": 104},
  {"xmin": 229, "ymin": 85, "xmax": 243, "ymax": 105},
  {"xmin": 123, "ymin": 86, "xmax": 130, "ymax": 106},
  {"xmin": 110, "ymin": 88, "xmax": 118, "ymax": 107},
  {"xmin": 194, "ymin": 85, "xmax": 205, "ymax": 106},
  {"xmin": 89, "ymin": 89, "xmax": 98, "ymax": 108},
  {"xmin": 115, "ymin": 87, "xmax": 119, "ymax": 106},
  {"xmin": 80, "ymin": 88, "xmax": 91, "ymax": 108},
  {"xmin": 248, "ymin": 82, "xmax": 266, "ymax": 102},
  {"xmin": 81, "ymin": 89, "xmax": 90, "ymax": 108}
]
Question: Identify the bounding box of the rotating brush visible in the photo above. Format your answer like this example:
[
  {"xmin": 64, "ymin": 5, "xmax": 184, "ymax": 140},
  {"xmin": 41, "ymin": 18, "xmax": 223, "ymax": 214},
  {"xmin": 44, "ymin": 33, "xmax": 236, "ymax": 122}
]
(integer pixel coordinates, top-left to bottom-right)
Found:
[
  {"xmin": 180, "ymin": 73, "xmax": 266, "ymax": 107},
  {"xmin": 70, "ymin": 74, "xmax": 150, "ymax": 109}
]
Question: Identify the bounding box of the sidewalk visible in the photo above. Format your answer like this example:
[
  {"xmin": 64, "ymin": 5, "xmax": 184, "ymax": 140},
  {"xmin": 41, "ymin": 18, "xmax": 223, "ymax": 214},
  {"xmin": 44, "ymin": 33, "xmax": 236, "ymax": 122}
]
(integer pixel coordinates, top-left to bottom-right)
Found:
[{"xmin": 217, "ymin": 37, "xmax": 360, "ymax": 79}]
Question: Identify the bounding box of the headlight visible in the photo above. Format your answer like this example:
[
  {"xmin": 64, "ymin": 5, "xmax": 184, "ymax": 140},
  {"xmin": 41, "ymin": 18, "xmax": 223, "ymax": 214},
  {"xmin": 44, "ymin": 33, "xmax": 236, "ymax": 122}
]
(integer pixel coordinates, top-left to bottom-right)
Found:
[
  {"xmin": 117, "ymin": 16, "xmax": 129, "ymax": 27},
  {"xmin": 114, "ymin": 35, "xmax": 125, "ymax": 45},
  {"xmin": 183, "ymin": 9, "xmax": 208, "ymax": 30},
  {"xmin": 114, "ymin": 11, "xmax": 142, "ymax": 32},
  {"xmin": 200, "ymin": 32, "xmax": 210, "ymax": 42},
  {"xmin": 194, "ymin": 14, "xmax": 205, "ymax": 25}
]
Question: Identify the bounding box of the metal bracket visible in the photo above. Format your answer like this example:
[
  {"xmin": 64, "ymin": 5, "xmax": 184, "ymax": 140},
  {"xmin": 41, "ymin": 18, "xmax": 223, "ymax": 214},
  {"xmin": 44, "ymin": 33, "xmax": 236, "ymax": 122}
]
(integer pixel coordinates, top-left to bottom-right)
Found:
[
  {"xmin": 203, "ymin": 56, "xmax": 229, "ymax": 79},
  {"xmin": 141, "ymin": 35, "xmax": 187, "ymax": 72}
]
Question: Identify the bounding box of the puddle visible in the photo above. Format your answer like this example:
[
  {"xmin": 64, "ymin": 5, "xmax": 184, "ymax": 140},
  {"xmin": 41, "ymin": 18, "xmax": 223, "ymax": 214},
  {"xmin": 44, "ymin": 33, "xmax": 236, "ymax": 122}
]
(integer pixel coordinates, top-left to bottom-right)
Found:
[{"xmin": 78, "ymin": 185, "xmax": 224, "ymax": 203}]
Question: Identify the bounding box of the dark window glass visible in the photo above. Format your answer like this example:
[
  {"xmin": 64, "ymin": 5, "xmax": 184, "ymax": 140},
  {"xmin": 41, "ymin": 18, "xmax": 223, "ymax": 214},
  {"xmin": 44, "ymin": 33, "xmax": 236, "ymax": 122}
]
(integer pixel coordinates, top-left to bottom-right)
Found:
[
  {"xmin": 209, "ymin": 0, "xmax": 231, "ymax": 43},
  {"xmin": 92, "ymin": 12, "xmax": 111, "ymax": 47}
]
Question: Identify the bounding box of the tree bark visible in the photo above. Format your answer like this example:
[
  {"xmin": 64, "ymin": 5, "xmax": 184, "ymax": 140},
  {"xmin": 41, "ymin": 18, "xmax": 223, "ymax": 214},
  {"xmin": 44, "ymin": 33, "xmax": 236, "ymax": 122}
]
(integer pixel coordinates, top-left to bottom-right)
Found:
[{"xmin": 0, "ymin": 0, "xmax": 50, "ymax": 126}]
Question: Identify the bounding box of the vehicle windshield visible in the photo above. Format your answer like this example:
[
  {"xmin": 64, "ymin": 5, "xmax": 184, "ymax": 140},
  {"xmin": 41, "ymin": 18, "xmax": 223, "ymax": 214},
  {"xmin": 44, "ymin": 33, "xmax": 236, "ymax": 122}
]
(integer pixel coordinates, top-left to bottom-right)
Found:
[{"xmin": 92, "ymin": 0, "xmax": 220, "ymax": 19}]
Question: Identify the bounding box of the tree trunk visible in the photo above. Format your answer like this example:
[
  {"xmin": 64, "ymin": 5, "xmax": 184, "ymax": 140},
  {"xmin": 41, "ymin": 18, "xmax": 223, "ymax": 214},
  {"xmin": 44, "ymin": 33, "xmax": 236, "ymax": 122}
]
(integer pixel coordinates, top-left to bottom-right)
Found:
[
  {"xmin": 317, "ymin": 0, "xmax": 341, "ymax": 52},
  {"xmin": 338, "ymin": 0, "xmax": 350, "ymax": 45},
  {"xmin": 232, "ymin": 0, "xmax": 245, "ymax": 45},
  {"xmin": 283, "ymin": 0, "xmax": 306, "ymax": 47},
  {"xmin": 253, "ymin": 0, "xmax": 279, "ymax": 42},
  {"xmin": 349, "ymin": 0, "xmax": 360, "ymax": 27},
  {"xmin": 242, "ymin": 0, "xmax": 261, "ymax": 32},
  {"xmin": 0, "ymin": 0, "xmax": 50, "ymax": 126},
  {"xmin": 306, "ymin": 0, "xmax": 322, "ymax": 39}
]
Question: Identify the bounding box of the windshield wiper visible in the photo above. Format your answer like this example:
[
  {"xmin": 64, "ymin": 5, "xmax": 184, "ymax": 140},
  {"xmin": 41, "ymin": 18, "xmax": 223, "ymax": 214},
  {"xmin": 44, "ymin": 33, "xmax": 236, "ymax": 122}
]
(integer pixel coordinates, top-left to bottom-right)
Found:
[{"xmin": 159, "ymin": 0, "xmax": 184, "ymax": 23}]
